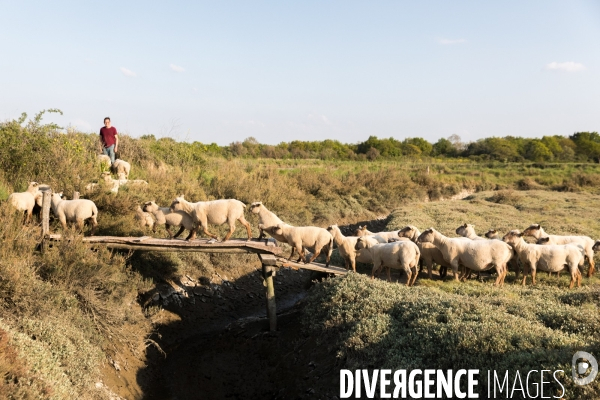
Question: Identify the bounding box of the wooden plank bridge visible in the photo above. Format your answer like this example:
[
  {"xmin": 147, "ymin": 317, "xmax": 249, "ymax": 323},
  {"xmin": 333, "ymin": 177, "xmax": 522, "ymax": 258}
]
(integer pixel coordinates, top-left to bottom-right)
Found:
[{"xmin": 39, "ymin": 191, "xmax": 347, "ymax": 332}]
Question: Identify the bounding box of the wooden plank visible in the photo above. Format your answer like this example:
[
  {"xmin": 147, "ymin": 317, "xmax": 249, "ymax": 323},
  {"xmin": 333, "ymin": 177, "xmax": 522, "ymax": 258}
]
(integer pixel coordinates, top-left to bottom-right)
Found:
[
  {"xmin": 133, "ymin": 236, "xmax": 152, "ymax": 242},
  {"xmin": 258, "ymin": 253, "xmax": 278, "ymax": 266},
  {"xmin": 277, "ymin": 257, "xmax": 348, "ymax": 275},
  {"xmin": 47, "ymin": 235, "xmax": 282, "ymax": 255}
]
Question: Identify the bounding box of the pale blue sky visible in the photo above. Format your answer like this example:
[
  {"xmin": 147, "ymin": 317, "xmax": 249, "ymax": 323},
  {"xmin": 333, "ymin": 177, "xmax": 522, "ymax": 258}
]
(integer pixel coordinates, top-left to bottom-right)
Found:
[{"xmin": 1, "ymin": 1, "xmax": 599, "ymax": 145}]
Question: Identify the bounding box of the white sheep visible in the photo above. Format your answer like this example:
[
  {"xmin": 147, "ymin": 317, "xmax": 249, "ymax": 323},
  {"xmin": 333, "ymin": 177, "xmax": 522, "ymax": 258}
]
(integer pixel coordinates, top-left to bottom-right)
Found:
[
  {"xmin": 354, "ymin": 225, "xmax": 401, "ymax": 242},
  {"xmin": 97, "ymin": 154, "xmax": 111, "ymax": 167},
  {"xmin": 326, "ymin": 224, "xmax": 372, "ymax": 272},
  {"xmin": 8, "ymin": 182, "xmax": 41, "ymax": 224},
  {"xmin": 522, "ymin": 224, "xmax": 595, "ymax": 277},
  {"xmin": 248, "ymin": 202, "xmax": 287, "ymax": 242},
  {"xmin": 170, "ymin": 195, "xmax": 252, "ymax": 241},
  {"xmin": 417, "ymin": 228, "xmax": 513, "ymax": 286},
  {"xmin": 143, "ymin": 201, "xmax": 196, "ymax": 240},
  {"xmin": 111, "ymin": 159, "xmax": 131, "ymax": 179},
  {"xmin": 356, "ymin": 237, "xmax": 420, "ymax": 286},
  {"xmin": 135, "ymin": 206, "xmax": 155, "ymax": 230},
  {"xmin": 503, "ymin": 230, "xmax": 583, "ymax": 288},
  {"xmin": 482, "ymin": 229, "xmax": 522, "ymax": 279},
  {"xmin": 455, "ymin": 223, "xmax": 486, "ymax": 240},
  {"xmin": 85, "ymin": 172, "xmax": 122, "ymax": 194},
  {"xmin": 266, "ymin": 224, "xmax": 333, "ymax": 267},
  {"xmin": 455, "ymin": 223, "xmax": 521, "ymax": 279},
  {"xmin": 50, "ymin": 192, "xmax": 98, "ymax": 235},
  {"xmin": 398, "ymin": 225, "xmax": 454, "ymax": 280}
]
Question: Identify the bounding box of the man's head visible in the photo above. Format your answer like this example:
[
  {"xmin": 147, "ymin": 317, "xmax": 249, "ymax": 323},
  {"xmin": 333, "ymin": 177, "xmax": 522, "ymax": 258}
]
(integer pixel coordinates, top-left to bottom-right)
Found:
[{"xmin": 104, "ymin": 117, "xmax": 111, "ymax": 128}]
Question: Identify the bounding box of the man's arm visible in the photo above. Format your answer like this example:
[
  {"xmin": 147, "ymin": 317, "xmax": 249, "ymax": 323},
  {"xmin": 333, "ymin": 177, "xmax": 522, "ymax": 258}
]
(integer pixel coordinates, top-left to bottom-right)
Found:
[{"xmin": 114, "ymin": 134, "xmax": 119, "ymax": 153}]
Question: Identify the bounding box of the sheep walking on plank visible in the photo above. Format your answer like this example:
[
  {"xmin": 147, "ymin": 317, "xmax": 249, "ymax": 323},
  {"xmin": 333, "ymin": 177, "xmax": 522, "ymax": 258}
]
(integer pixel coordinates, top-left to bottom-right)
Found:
[
  {"xmin": 417, "ymin": 228, "xmax": 512, "ymax": 286},
  {"xmin": 265, "ymin": 224, "xmax": 333, "ymax": 267},
  {"xmin": 8, "ymin": 182, "xmax": 41, "ymax": 224},
  {"xmin": 50, "ymin": 192, "xmax": 98, "ymax": 235},
  {"xmin": 522, "ymin": 224, "xmax": 595, "ymax": 277},
  {"xmin": 143, "ymin": 201, "xmax": 196, "ymax": 240},
  {"xmin": 249, "ymin": 202, "xmax": 287, "ymax": 242},
  {"xmin": 355, "ymin": 237, "xmax": 420, "ymax": 286},
  {"xmin": 503, "ymin": 230, "xmax": 583, "ymax": 288},
  {"xmin": 398, "ymin": 225, "xmax": 454, "ymax": 280},
  {"xmin": 170, "ymin": 196, "xmax": 252, "ymax": 242}
]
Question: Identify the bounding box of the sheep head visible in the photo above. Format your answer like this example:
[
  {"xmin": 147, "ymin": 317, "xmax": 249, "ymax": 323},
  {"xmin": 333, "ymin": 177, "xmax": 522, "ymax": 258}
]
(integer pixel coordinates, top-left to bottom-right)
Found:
[
  {"xmin": 593, "ymin": 241, "xmax": 600, "ymax": 252},
  {"xmin": 536, "ymin": 237, "xmax": 551, "ymax": 245},
  {"xmin": 143, "ymin": 201, "xmax": 158, "ymax": 213},
  {"xmin": 170, "ymin": 196, "xmax": 185, "ymax": 212},
  {"xmin": 272, "ymin": 224, "xmax": 284, "ymax": 236},
  {"xmin": 249, "ymin": 202, "xmax": 263, "ymax": 214},
  {"xmin": 354, "ymin": 225, "xmax": 369, "ymax": 236},
  {"xmin": 354, "ymin": 236, "xmax": 372, "ymax": 251},
  {"xmin": 522, "ymin": 224, "xmax": 542, "ymax": 237},
  {"xmin": 326, "ymin": 224, "xmax": 339, "ymax": 234},
  {"xmin": 417, "ymin": 228, "xmax": 435, "ymax": 243},
  {"xmin": 485, "ymin": 229, "xmax": 498, "ymax": 239},
  {"xmin": 502, "ymin": 230, "xmax": 522, "ymax": 245}
]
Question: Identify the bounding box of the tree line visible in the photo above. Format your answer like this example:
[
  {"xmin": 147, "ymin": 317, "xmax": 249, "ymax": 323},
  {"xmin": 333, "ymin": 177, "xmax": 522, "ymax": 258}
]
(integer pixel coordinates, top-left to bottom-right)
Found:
[{"xmin": 140, "ymin": 131, "xmax": 600, "ymax": 162}]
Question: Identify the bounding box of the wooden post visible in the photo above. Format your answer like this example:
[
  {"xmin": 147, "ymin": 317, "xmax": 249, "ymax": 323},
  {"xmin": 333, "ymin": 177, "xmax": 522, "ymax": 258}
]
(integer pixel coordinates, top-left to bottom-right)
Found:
[
  {"xmin": 41, "ymin": 191, "xmax": 51, "ymax": 237},
  {"xmin": 72, "ymin": 191, "xmax": 79, "ymax": 200},
  {"xmin": 41, "ymin": 191, "xmax": 51, "ymax": 251},
  {"xmin": 259, "ymin": 253, "xmax": 278, "ymax": 332}
]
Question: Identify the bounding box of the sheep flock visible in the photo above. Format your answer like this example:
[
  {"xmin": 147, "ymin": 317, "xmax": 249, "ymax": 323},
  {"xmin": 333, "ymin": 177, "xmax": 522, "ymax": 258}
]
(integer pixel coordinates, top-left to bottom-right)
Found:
[{"xmin": 6, "ymin": 155, "xmax": 600, "ymax": 290}]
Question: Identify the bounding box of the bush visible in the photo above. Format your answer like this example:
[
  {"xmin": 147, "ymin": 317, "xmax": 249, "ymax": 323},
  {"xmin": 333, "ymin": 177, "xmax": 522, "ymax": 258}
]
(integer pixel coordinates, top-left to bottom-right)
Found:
[{"xmin": 303, "ymin": 274, "xmax": 600, "ymax": 399}]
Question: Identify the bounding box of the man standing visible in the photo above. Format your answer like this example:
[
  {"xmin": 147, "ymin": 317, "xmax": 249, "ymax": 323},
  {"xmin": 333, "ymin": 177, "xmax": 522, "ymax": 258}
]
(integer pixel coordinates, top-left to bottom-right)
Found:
[{"xmin": 99, "ymin": 117, "xmax": 119, "ymax": 164}]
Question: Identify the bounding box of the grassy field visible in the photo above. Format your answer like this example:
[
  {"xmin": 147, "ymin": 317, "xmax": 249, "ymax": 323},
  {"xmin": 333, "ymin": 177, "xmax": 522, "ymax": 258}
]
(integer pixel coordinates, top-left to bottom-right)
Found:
[
  {"xmin": 1, "ymin": 120, "xmax": 600, "ymax": 398},
  {"xmin": 302, "ymin": 189, "xmax": 600, "ymax": 399}
]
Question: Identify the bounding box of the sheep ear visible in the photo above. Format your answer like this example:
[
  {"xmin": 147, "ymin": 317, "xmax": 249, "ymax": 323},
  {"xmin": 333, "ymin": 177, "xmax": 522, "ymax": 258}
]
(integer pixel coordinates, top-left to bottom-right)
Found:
[
  {"xmin": 535, "ymin": 224, "xmax": 540, "ymax": 229},
  {"xmin": 517, "ymin": 233, "xmax": 523, "ymax": 237},
  {"xmin": 463, "ymin": 223, "xmax": 468, "ymax": 228}
]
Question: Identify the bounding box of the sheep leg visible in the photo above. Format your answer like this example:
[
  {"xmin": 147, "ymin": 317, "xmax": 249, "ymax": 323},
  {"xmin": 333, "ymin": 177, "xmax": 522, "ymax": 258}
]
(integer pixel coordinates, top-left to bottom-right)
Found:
[
  {"xmin": 90, "ymin": 218, "xmax": 98, "ymax": 236},
  {"xmin": 521, "ymin": 263, "xmax": 529, "ymax": 286},
  {"xmin": 238, "ymin": 216, "xmax": 253, "ymax": 241},
  {"xmin": 258, "ymin": 228, "xmax": 265, "ymax": 240},
  {"xmin": 306, "ymin": 248, "xmax": 322, "ymax": 264},
  {"xmin": 404, "ymin": 269, "xmax": 411, "ymax": 286},
  {"xmin": 439, "ymin": 265, "xmax": 447, "ymax": 278},
  {"xmin": 350, "ymin": 257, "xmax": 356, "ymax": 273},
  {"xmin": 410, "ymin": 266, "xmax": 419, "ymax": 286},
  {"xmin": 185, "ymin": 228, "xmax": 197, "ymax": 241},
  {"xmin": 511, "ymin": 258, "xmax": 520, "ymax": 280},
  {"xmin": 172, "ymin": 226, "xmax": 186, "ymax": 239},
  {"xmin": 222, "ymin": 222, "xmax": 237, "ymax": 242},
  {"xmin": 531, "ymin": 266, "xmax": 537, "ymax": 285},
  {"xmin": 288, "ymin": 247, "xmax": 296, "ymax": 261},
  {"xmin": 587, "ymin": 255, "xmax": 595, "ymax": 277},
  {"xmin": 386, "ymin": 267, "xmax": 392, "ymax": 282},
  {"xmin": 450, "ymin": 261, "xmax": 460, "ymax": 281},
  {"xmin": 165, "ymin": 224, "xmax": 174, "ymax": 239},
  {"xmin": 201, "ymin": 225, "xmax": 219, "ymax": 240}
]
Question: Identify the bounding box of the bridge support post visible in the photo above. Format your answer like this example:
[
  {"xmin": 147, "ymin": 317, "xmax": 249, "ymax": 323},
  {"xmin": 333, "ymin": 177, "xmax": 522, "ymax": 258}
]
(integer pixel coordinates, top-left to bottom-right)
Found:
[
  {"xmin": 259, "ymin": 254, "xmax": 277, "ymax": 332},
  {"xmin": 41, "ymin": 191, "xmax": 51, "ymax": 251}
]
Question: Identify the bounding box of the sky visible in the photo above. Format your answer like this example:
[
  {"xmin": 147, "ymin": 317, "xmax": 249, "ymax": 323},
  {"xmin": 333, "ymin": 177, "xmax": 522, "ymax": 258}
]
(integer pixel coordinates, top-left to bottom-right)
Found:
[{"xmin": 1, "ymin": 1, "xmax": 600, "ymax": 145}]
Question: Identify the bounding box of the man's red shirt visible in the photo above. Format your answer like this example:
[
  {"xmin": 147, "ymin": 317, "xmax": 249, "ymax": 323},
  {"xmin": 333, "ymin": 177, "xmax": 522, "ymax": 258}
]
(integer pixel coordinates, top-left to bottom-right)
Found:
[{"xmin": 100, "ymin": 126, "xmax": 118, "ymax": 147}]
